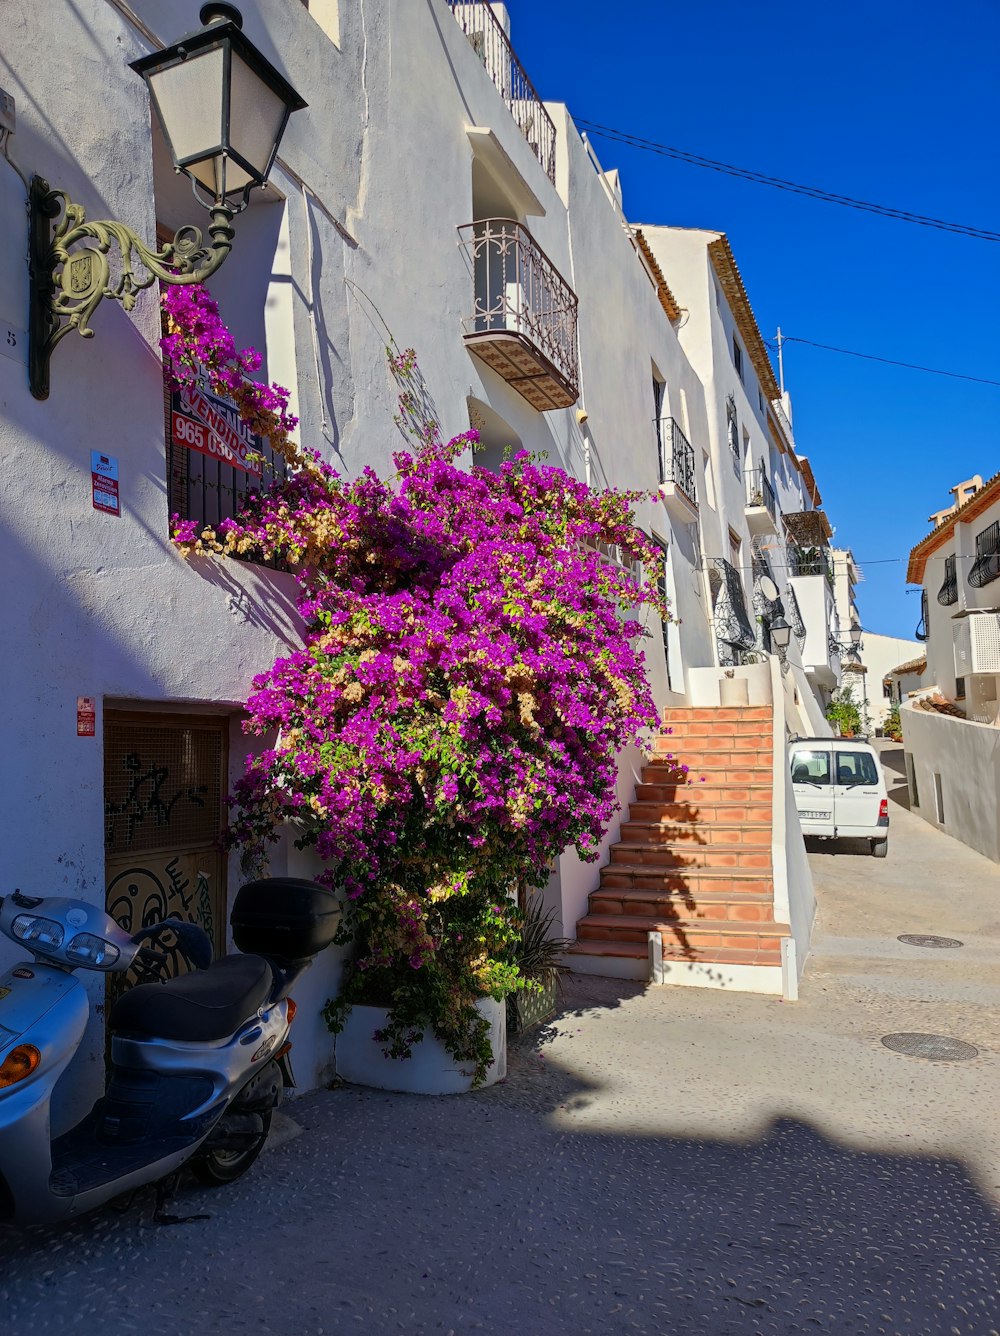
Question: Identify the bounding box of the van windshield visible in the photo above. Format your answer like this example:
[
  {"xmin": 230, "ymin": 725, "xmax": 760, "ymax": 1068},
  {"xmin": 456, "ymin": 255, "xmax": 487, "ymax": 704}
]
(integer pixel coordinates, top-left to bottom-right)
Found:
[
  {"xmin": 790, "ymin": 750, "xmax": 831, "ymax": 786},
  {"xmin": 835, "ymin": 751, "xmax": 879, "ymax": 786}
]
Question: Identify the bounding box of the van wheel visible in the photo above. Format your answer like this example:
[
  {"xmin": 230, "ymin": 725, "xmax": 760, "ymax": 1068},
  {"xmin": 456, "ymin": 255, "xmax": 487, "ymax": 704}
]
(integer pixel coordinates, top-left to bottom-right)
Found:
[{"xmin": 871, "ymin": 839, "xmax": 888, "ymax": 859}]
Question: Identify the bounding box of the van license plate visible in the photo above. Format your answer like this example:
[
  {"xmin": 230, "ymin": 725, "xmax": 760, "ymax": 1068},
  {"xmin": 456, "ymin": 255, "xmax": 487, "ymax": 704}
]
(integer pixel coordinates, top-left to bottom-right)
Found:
[{"xmin": 800, "ymin": 811, "xmax": 827, "ymax": 820}]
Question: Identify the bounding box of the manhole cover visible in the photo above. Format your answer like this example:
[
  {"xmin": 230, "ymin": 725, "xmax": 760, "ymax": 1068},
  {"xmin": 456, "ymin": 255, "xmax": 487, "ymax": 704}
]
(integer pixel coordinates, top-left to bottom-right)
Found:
[
  {"xmin": 897, "ymin": 934, "xmax": 964, "ymax": 949},
  {"xmin": 881, "ymin": 1033, "xmax": 979, "ymax": 1061}
]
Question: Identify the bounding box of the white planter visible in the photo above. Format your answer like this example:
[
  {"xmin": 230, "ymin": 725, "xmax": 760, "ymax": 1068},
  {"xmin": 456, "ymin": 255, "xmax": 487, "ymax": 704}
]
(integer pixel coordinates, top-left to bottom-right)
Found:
[
  {"xmin": 720, "ymin": 675, "xmax": 750, "ymax": 707},
  {"xmin": 335, "ymin": 997, "xmax": 507, "ymax": 1094}
]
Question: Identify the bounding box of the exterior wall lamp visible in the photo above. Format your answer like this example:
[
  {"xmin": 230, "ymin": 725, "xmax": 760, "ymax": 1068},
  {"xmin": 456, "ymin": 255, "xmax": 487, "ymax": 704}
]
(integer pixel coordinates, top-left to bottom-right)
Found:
[
  {"xmin": 769, "ymin": 616, "xmax": 793, "ymax": 653},
  {"xmin": 829, "ymin": 625, "xmax": 864, "ymax": 660},
  {"xmin": 27, "ymin": 3, "xmax": 306, "ymax": 400}
]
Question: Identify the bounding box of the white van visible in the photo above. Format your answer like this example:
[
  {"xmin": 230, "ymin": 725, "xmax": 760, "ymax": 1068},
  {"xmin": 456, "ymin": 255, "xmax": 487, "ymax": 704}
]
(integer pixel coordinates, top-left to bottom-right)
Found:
[{"xmin": 788, "ymin": 737, "xmax": 890, "ymax": 857}]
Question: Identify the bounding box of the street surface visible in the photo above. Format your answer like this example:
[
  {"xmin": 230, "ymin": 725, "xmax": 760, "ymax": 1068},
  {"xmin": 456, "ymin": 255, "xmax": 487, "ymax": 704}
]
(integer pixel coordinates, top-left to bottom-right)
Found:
[{"xmin": 2, "ymin": 743, "xmax": 998, "ymax": 1334}]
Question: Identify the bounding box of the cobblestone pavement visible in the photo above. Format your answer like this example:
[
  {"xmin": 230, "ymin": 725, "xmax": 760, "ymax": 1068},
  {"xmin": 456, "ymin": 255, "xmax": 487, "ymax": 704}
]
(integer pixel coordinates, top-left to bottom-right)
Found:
[{"xmin": 1, "ymin": 745, "xmax": 998, "ymax": 1334}]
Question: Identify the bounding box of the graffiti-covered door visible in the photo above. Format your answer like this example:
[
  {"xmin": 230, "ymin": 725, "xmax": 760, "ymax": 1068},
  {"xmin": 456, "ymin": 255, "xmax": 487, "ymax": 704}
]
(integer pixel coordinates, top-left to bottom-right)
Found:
[{"xmin": 104, "ymin": 712, "xmax": 228, "ymax": 1007}]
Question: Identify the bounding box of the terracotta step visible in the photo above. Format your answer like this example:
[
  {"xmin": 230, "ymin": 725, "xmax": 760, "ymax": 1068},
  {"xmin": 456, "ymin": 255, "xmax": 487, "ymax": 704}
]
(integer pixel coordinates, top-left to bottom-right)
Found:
[
  {"xmin": 641, "ymin": 762, "xmax": 771, "ymax": 783},
  {"xmin": 599, "ymin": 865, "xmax": 774, "ymax": 895},
  {"xmin": 575, "ymin": 914, "xmax": 788, "ymax": 958},
  {"xmin": 566, "ymin": 939, "xmax": 785, "ymax": 968},
  {"xmin": 659, "ymin": 719, "xmax": 772, "ymax": 739},
  {"xmin": 652, "ymin": 734, "xmax": 768, "ymax": 756},
  {"xmin": 619, "ymin": 820, "xmax": 772, "ymax": 846},
  {"xmin": 631, "ymin": 793, "xmax": 773, "ymax": 822},
  {"xmin": 590, "ymin": 886, "xmax": 775, "ymax": 921},
  {"xmin": 661, "ymin": 707, "xmax": 772, "ymax": 722},
  {"xmin": 609, "ymin": 843, "xmax": 772, "ymax": 871}
]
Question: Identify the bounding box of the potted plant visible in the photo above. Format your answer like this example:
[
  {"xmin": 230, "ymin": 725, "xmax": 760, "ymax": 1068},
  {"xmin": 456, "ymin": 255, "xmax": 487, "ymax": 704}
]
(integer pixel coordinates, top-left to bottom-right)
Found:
[
  {"xmin": 508, "ymin": 896, "xmax": 570, "ymax": 1034},
  {"xmin": 825, "ymin": 686, "xmax": 863, "ymax": 738},
  {"xmin": 162, "ymin": 291, "xmax": 669, "ymax": 1092}
]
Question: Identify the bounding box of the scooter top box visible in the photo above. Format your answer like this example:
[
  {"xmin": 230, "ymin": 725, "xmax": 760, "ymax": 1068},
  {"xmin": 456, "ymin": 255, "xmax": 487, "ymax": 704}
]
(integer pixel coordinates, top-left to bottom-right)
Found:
[{"xmin": 231, "ymin": 878, "xmax": 341, "ymax": 965}]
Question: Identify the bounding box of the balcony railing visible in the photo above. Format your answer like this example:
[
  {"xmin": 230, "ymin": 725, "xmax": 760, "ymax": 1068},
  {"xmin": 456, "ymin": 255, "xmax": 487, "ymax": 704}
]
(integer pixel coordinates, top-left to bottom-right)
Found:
[
  {"xmin": 447, "ymin": 1, "xmax": 556, "ymax": 184},
  {"xmin": 937, "ymin": 553, "xmax": 958, "ymax": 606},
  {"xmin": 655, "ymin": 417, "xmax": 696, "ymax": 499},
  {"xmin": 788, "ymin": 545, "xmax": 832, "ymax": 580},
  {"xmin": 705, "ymin": 556, "xmax": 757, "ymax": 666},
  {"xmin": 746, "ymin": 468, "xmax": 777, "ymax": 522},
  {"xmin": 969, "ymin": 521, "xmax": 1000, "ymax": 588},
  {"xmin": 458, "ymin": 218, "xmax": 579, "ymax": 411}
]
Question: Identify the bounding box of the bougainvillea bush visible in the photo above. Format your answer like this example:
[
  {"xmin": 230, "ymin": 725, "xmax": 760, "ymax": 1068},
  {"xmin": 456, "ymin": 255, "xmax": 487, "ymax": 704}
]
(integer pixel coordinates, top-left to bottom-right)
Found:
[{"xmin": 162, "ymin": 285, "xmax": 668, "ymax": 1084}]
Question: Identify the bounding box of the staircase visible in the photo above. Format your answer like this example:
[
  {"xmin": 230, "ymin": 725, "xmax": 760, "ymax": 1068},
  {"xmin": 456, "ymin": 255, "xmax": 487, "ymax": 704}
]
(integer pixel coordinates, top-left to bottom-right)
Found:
[{"xmin": 567, "ymin": 705, "xmax": 789, "ymax": 992}]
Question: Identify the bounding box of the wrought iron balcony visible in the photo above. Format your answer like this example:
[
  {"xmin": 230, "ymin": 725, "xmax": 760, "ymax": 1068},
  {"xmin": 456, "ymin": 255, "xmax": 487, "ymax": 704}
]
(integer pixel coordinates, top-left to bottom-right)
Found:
[
  {"xmin": 788, "ymin": 545, "xmax": 832, "ymax": 580},
  {"xmin": 655, "ymin": 417, "xmax": 696, "ymax": 499},
  {"xmin": 457, "ymin": 219, "xmax": 579, "ymax": 411},
  {"xmin": 969, "ymin": 521, "xmax": 1000, "ymax": 588},
  {"xmin": 745, "ymin": 467, "xmax": 777, "ymax": 536},
  {"xmin": 447, "ymin": 1, "xmax": 556, "ymax": 184},
  {"xmin": 705, "ymin": 556, "xmax": 757, "ymax": 666},
  {"xmin": 937, "ymin": 553, "xmax": 958, "ymax": 606}
]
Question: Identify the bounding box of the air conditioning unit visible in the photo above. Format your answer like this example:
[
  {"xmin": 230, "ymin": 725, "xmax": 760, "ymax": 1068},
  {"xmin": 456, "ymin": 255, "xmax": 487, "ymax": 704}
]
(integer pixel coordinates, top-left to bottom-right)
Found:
[{"xmin": 953, "ymin": 612, "xmax": 1000, "ymax": 675}]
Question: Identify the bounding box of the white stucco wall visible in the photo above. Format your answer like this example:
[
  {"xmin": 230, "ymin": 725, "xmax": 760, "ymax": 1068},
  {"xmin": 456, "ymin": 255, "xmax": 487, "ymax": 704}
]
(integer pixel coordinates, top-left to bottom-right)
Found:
[
  {"xmin": 855, "ymin": 632, "xmax": 925, "ymax": 729},
  {"xmin": 901, "ymin": 701, "xmax": 1000, "ymax": 863}
]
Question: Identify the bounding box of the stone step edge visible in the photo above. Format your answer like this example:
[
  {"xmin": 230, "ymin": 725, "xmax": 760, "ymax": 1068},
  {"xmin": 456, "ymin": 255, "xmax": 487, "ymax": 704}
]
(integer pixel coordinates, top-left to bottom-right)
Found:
[{"xmin": 579, "ymin": 913, "xmax": 790, "ymax": 935}]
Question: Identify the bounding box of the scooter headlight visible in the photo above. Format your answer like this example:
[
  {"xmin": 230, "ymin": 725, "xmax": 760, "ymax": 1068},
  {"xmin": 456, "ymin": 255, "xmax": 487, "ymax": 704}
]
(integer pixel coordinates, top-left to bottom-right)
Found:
[
  {"xmin": 10, "ymin": 914, "xmax": 64, "ymax": 950},
  {"xmin": 65, "ymin": 933, "xmax": 120, "ymax": 969}
]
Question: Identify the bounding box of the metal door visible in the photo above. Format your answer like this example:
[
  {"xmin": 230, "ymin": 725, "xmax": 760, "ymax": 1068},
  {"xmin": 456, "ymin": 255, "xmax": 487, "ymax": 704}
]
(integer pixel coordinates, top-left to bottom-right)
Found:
[
  {"xmin": 789, "ymin": 746, "xmax": 834, "ymax": 835},
  {"xmin": 830, "ymin": 747, "xmax": 882, "ymax": 836},
  {"xmin": 104, "ymin": 712, "xmax": 228, "ymax": 1006}
]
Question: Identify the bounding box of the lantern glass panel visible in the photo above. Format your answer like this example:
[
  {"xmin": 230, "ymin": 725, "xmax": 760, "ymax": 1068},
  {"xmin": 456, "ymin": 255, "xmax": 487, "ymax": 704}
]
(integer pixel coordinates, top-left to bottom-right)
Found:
[
  {"xmin": 145, "ymin": 46, "xmax": 225, "ymax": 184},
  {"xmin": 228, "ymin": 50, "xmax": 289, "ymax": 181}
]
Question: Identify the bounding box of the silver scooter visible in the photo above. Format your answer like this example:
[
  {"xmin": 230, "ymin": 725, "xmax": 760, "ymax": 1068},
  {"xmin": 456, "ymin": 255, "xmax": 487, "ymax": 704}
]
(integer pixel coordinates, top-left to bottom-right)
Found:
[{"xmin": 0, "ymin": 877, "xmax": 340, "ymax": 1227}]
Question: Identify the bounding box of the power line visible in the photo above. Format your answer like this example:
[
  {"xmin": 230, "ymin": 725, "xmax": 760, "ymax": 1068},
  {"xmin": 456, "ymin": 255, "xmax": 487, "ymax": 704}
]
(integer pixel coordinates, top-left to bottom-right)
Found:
[
  {"xmin": 771, "ymin": 335, "xmax": 1000, "ymax": 387},
  {"xmin": 575, "ymin": 118, "xmax": 1000, "ymax": 243}
]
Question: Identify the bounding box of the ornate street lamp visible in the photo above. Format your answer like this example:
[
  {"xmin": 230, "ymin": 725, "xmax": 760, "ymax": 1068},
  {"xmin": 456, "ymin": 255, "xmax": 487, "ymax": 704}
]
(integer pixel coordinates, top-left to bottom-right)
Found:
[
  {"xmin": 769, "ymin": 615, "xmax": 793, "ymax": 654},
  {"xmin": 27, "ymin": 4, "xmax": 306, "ymax": 399}
]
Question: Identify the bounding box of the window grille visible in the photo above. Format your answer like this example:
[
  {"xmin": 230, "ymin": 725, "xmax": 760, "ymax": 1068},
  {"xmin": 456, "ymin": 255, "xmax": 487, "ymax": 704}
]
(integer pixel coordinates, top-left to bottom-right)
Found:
[
  {"xmin": 726, "ymin": 394, "xmax": 739, "ymax": 477},
  {"xmin": 937, "ymin": 553, "xmax": 958, "ymax": 605},
  {"xmin": 915, "ymin": 588, "xmax": 928, "ymax": 641},
  {"xmin": 164, "ymin": 369, "xmax": 289, "ymax": 569},
  {"xmin": 969, "ymin": 521, "xmax": 1000, "ymax": 588},
  {"xmin": 706, "ymin": 556, "xmax": 756, "ymax": 665}
]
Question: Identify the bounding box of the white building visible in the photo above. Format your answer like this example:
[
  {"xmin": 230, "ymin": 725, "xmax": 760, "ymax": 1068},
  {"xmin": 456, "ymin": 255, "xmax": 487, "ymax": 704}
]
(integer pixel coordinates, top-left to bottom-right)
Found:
[
  {"xmin": 0, "ymin": 0, "xmax": 855, "ymax": 1110},
  {"xmin": 901, "ymin": 473, "xmax": 1000, "ymax": 860}
]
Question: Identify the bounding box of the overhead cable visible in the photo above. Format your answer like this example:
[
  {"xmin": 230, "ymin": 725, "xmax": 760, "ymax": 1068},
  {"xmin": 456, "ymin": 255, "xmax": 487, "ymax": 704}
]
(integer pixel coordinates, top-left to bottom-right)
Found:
[
  {"xmin": 575, "ymin": 118, "xmax": 1000, "ymax": 243},
  {"xmin": 770, "ymin": 335, "xmax": 1000, "ymax": 387}
]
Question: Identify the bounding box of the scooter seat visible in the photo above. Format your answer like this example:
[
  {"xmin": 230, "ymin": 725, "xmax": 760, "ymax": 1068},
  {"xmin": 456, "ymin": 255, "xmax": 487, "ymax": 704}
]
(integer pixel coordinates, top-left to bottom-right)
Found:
[{"xmin": 110, "ymin": 954, "xmax": 274, "ymax": 1043}]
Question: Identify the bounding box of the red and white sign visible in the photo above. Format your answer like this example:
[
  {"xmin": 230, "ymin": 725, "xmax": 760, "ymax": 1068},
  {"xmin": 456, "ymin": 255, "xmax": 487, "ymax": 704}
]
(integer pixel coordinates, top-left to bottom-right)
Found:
[
  {"xmin": 171, "ymin": 383, "xmax": 263, "ymax": 477},
  {"xmin": 77, "ymin": 696, "xmax": 96, "ymax": 737},
  {"xmin": 91, "ymin": 451, "xmax": 120, "ymax": 516}
]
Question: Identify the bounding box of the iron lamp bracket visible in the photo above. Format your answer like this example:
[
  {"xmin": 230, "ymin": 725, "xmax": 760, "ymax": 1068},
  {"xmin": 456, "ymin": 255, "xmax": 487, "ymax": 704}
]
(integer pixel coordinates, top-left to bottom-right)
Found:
[{"xmin": 27, "ymin": 175, "xmax": 235, "ymax": 400}]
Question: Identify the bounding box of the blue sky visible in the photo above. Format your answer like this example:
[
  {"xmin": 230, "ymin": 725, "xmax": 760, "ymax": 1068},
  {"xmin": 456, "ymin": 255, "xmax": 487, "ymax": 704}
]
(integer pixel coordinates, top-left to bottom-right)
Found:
[{"xmin": 504, "ymin": 0, "xmax": 999, "ymax": 639}]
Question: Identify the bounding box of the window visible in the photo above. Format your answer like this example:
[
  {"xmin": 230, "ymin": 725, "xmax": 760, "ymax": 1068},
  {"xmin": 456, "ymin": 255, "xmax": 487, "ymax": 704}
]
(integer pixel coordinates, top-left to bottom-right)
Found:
[
  {"xmin": 882, "ymin": 679, "xmax": 893, "ymax": 699},
  {"xmin": 955, "ymin": 676, "xmax": 967, "ymax": 700},
  {"xmin": 791, "ymin": 750, "xmax": 831, "ymax": 785},
  {"xmin": 726, "ymin": 394, "xmax": 739, "ymax": 477},
  {"xmin": 733, "ymin": 336, "xmax": 744, "ymax": 382},
  {"xmin": 729, "ymin": 526, "xmax": 742, "ymax": 573},
  {"xmin": 654, "ymin": 537, "xmax": 670, "ymax": 679},
  {"xmin": 164, "ymin": 369, "xmax": 289, "ymax": 564},
  {"xmin": 969, "ymin": 522, "xmax": 1000, "ymax": 588},
  {"xmin": 758, "ymin": 389, "xmax": 764, "ymax": 413},
  {"xmin": 835, "ymin": 751, "xmax": 879, "ymax": 785},
  {"xmin": 937, "ymin": 553, "xmax": 958, "ymax": 605}
]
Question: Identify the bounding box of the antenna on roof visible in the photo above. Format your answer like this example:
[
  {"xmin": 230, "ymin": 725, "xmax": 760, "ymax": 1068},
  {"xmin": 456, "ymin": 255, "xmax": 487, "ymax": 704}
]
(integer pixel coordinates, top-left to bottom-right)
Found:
[{"xmin": 776, "ymin": 326, "xmax": 786, "ymax": 396}]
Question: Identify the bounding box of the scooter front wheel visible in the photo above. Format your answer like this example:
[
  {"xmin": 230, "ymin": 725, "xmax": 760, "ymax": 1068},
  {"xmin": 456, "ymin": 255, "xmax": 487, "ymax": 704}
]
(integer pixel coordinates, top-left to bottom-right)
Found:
[{"xmin": 192, "ymin": 1110, "xmax": 273, "ymax": 1186}]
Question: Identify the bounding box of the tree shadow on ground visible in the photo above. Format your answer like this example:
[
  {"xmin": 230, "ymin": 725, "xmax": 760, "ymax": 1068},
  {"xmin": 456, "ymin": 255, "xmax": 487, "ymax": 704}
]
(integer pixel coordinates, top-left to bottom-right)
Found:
[{"xmin": 1, "ymin": 974, "xmax": 998, "ymax": 1335}]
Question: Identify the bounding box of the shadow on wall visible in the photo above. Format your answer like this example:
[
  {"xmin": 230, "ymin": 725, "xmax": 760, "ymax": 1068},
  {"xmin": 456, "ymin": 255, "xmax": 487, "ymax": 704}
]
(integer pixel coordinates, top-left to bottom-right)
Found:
[{"xmin": 880, "ymin": 743, "xmax": 913, "ymax": 813}]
